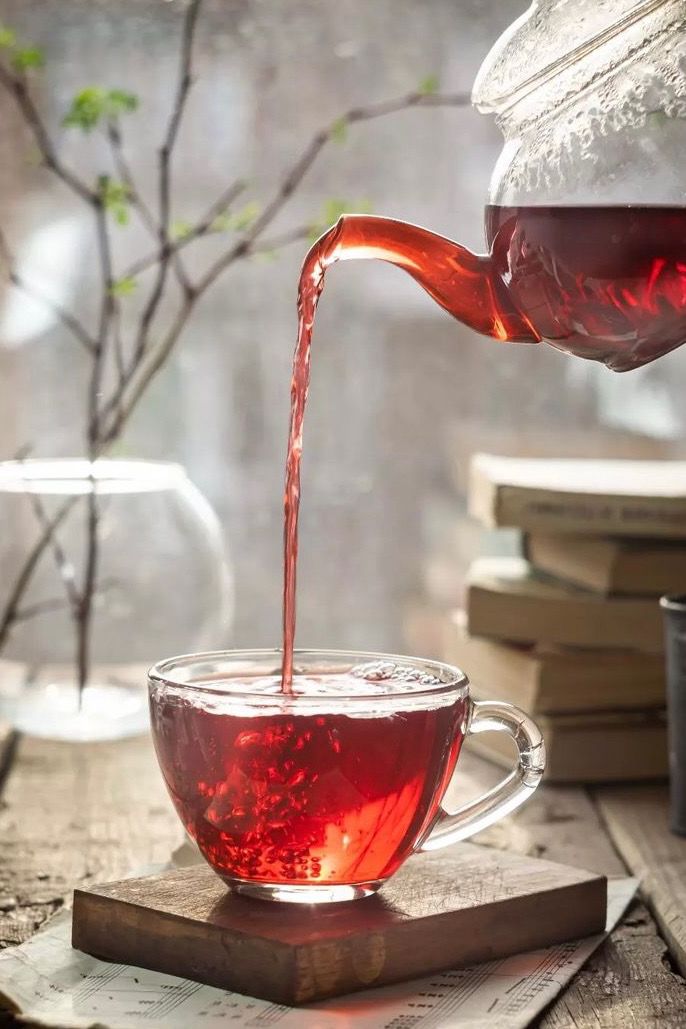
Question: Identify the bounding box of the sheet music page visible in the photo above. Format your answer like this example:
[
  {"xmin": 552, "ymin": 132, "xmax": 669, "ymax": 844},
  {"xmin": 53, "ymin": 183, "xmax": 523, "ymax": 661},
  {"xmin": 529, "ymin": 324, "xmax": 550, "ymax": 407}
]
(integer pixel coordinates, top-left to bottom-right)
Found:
[{"xmin": 0, "ymin": 877, "xmax": 636, "ymax": 1029}]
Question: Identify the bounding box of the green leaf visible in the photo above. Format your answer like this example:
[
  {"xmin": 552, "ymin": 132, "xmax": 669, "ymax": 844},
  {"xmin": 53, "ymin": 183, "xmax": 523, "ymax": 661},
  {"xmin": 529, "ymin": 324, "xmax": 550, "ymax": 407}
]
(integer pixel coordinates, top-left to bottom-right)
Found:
[
  {"xmin": 418, "ymin": 73, "xmax": 439, "ymax": 96},
  {"xmin": 0, "ymin": 25, "xmax": 17, "ymax": 49},
  {"xmin": 253, "ymin": 248, "xmax": 278, "ymax": 263},
  {"xmin": 12, "ymin": 46, "xmax": 44, "ymax": 71},
  {"xmin": 230, "ymin": 200, "xmax": 261, "ymax": 231},
  {"xmin": 106, "ymin": 89, "xmax": 139, "ymax": 115},
  {"xmin": 211, "ymin": 200, "xmax": 261, "ymax": 233},
  {"xmin": 209, "ymin": 213, "xmax": 230, "ymax": 233},
  {"xmin": 98, "ymin": 176, "xmax": 131, "ymax": 225},
  {"xmin": 307, "ymin": 197, "xmax": 373, "ymax": 241},
  {"xmin": 330, "ymin": 116, "xmax": 348, "ymax": 144},
  {"xmin": 170, "ymin": 219, "xmax": 193, "ymax": 241},
  {"xmin": 64, "ymin": 87, "xmax": 106, "ymax": 131},
  {"xmin": 322, "ymin": 197, "xmax": 350, "ymax": 224},
  {"xmin": 109, "ymin": 276, "xmax": 137, "ymax": 297},
  {"xmin": 63, "ymin": 86, "xmax": 139, "ymax": 132}
]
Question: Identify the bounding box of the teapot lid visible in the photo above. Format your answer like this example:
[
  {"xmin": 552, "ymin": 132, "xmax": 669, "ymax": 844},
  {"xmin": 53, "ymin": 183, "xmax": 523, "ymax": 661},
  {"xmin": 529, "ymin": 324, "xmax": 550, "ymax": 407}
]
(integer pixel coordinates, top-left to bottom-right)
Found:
[{"xmin": 472, "ymin": 0, "xmax": 677, "ymax": 116}]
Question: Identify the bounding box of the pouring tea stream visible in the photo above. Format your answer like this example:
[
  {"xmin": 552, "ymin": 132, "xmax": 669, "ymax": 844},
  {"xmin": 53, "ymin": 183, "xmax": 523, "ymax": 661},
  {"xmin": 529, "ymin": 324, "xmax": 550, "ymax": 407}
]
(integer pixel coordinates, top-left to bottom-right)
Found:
[{"xmin": 283, "ymin": 0, "xmax": 686, "ymax": 686}]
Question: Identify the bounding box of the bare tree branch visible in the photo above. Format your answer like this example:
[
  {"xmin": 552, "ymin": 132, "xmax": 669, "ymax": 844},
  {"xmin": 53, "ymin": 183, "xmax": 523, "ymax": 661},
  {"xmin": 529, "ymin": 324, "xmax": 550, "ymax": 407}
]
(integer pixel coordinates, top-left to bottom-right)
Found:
[
  {"xmin": 121, "ymin": 178, "xmax": 246, "ymax": 281},
  {"xmin": 125, "ymin": 0, "xmax": 202, "ymax": 369},
  {"xmin": 71, "ymin": 197, "xmax": 116, "ymax": 692},
  {"xmin": 159, "ymin": 0, "xmax": 202, "ymax": 224},
  {"xmin": 14, "ymin": 595, "xmax": 76, "ymax": 624},
  {"xmin": 99, "ymin": 298, "xmax": 191, "ymax": 444},
  {"xmin": 247, "ymin": 224, "xmax": 313, "ymax": 254},
  {"xmin": 10, "ymin": 448, "xmax": 81, "ymax": 629},
  {"xmin": 15, "ymin": 576, "xmax": 118, "ymax": 627},
  {"xmin": 23, "ymin": 485, "xmax": 80, "ymax": 612},
  {"xmin": 98, "ymin": 88, "xmax": 470, "ymax": 443},
  {"xmin": 76, "ymin": 479, "xmax": 99, "ymax": 692},
  {"xmin": 107, "ymin": 118, "xmax": 192, "ymax": 293},
  {"xmin": 0, "ymin": 0, "xmax": 471, "ymax": 684},
  {"xmin": 0, "ymin": 226, "xmax": 96, "ymax": 353},
  {"xmin": 0, "ymin": 494, "xmax": 78, "ymax": 650},
  {"xmin": 106, "ymin": 120, "xmax": 158, "ymax": 237},
  {"xmin": 0, "ymin": 65, "xmax": 96, "ymax": 204},
  {"xmin": 111, "ymin": 301, "xmax": 126, "ymax": 383},
  {"xmin": 194, "ymin": 89, "xmax": 471, "ymax": 295},
  {"xmin": 89, "ymin": 203, "xmax": 114, "ymax": 445}
]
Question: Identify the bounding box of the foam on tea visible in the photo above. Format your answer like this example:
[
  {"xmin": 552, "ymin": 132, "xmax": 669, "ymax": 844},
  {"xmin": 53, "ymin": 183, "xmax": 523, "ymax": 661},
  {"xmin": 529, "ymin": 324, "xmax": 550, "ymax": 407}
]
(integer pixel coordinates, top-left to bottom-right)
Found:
[{"xmin": 151, "ymin": 663, "xmax": 467, "ymax": 887}]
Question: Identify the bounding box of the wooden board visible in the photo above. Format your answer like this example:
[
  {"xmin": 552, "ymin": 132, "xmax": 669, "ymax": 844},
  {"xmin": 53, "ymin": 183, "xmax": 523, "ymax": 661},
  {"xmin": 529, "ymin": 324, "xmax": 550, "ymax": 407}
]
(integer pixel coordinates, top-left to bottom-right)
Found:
[
  {"xmin": 72, "ymin": 843, "xmax": 607, "ymax": 1005},
  {"xmin": 595, "ymin": 783, "xmax": 686, "ymax": 978}
]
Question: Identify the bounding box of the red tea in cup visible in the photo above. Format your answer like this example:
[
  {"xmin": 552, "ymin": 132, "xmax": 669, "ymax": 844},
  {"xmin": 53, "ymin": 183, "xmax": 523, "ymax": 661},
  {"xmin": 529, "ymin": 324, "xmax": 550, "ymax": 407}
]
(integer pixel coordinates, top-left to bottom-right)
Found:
[{"xmin": 149, "ymin": 651, "xmax": 544, "ymax": 903}]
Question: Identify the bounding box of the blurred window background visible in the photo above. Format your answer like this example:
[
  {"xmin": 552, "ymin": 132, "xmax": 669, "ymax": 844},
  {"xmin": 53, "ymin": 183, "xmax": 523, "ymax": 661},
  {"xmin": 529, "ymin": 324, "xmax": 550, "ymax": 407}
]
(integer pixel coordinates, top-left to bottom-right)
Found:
[{"xmin": 1, "ymin": 0, "xmax": 685, "ymax": 660}]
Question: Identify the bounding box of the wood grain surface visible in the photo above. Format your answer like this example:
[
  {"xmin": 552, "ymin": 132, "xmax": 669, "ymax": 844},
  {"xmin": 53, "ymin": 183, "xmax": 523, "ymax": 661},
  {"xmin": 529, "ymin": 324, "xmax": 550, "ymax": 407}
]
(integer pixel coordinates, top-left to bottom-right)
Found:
[
  {"xmin": 72, "ymin": 845, "xmax": 606, "ymax": 1005},
  {"xmin": 0, "ymin": 733, "xmax": 180, "ymax": 950},
  {"xmin": 595, "ymin": 784, "xmax": 686, "ymax": 978},
  {"xmin": 0, "ymin": 737, "xmax": 684, "ymax": 1023}
]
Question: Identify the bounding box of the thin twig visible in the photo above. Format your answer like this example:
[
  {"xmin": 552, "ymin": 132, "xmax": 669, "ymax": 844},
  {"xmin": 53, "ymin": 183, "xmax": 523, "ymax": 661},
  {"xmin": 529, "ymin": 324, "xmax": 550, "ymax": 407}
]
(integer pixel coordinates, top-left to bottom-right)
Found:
[
  {"xmin": 100, "ymin": 297, "xmax": 193, "ymax": 443},
  {"xmin": 111, "ymin": 301, "xmax": 126, "ymax": 384},
  {"xmin": 107, "ymin": 118, "xmax": 192, "ymax": 292},
  {"xmin": 159, "ymin": 0, "xmax": 202, "ymax": 222},
  {"xmin": 106, "ymin": 120, "xmax": 158, "ymax": 236},
  {"xmin": 120, "ymin": 177, "xmax": 246, "ymax": 281},
  {"xmin": 195, "ymin": 89, "xmax": 471, "ymax": 295},
  {"xmin": 0, "ymin": 64, "xmax": 95, "ymax": 204},
  {"xmin": 0, "ymin": 494, "xmax": 78, "ymax": 650},
  {"xmin": 24, "ymin": 488, "xmax": 80, "ymax": 611},
  {"xmin": 14, "ymin": 579, "xmax": 117, "ymax": 626},
  {"xmin": 247, "ymin": 223, "xmax": 312, "ymax": 254},
  {"xmin": 14, "ymin": 596, "xmax": 76, "ymax": 623},
  {"xmin": 97, "ymin": 181, "xmax": 246, "ymax": 429},
  {"xmin": 99, "ymin": 88, "xmax": 470, "ymax": 442},
  {"xmin": 11, "ymin": 447, "xmax": 81, "ymax": 622},
  {"xmin": 128, "ymin": 0, "xmax": 201, "ymax": 365},
  {"xmin": 72, "ymin": 195, "xmax": 114, "ymax": 692},
  {"xmin": 76, "ymin": 479, "xmax": 99, "ymax": 692},
  {"xmin": 0, "ymin": 226, "xmax": 96, "ymax": 353},
  {"xmin": 89, "ymin": 203, "xmax": 114, "ymax": 445}
]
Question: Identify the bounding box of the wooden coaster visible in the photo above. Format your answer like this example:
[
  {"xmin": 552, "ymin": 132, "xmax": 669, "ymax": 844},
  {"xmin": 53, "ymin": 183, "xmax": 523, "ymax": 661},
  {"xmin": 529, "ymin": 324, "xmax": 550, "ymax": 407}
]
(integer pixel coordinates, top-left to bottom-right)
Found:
[{"xmin": 72, "ymin": 843, "xmax": 607, "ymax": 1006}]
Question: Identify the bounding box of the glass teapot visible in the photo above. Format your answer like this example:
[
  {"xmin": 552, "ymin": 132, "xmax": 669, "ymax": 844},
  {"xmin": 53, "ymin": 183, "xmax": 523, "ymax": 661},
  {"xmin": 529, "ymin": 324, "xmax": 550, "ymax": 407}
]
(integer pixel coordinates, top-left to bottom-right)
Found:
[{"xmin": 314, "ymin": 0, "xmax": 686, "ymax": 371}]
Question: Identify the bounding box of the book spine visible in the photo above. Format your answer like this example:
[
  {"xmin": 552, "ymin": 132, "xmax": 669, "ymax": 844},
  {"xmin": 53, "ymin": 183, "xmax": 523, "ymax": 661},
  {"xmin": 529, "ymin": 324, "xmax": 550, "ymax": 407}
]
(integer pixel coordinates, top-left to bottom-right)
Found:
[
  {"xmin": 493, "ymin": 487, "xmax": 686, "ymax": 538},
  {"xmin": 466, "ymin": 585, "xmax": 664, "ymax": 652}
]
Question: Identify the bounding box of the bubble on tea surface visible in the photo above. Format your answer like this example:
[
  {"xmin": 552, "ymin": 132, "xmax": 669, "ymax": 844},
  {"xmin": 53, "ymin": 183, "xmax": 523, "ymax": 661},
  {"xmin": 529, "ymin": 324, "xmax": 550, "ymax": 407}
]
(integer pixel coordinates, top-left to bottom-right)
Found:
[{"xmin": 350, "ymin": 660, "xmax": 444, "ymax": 690}]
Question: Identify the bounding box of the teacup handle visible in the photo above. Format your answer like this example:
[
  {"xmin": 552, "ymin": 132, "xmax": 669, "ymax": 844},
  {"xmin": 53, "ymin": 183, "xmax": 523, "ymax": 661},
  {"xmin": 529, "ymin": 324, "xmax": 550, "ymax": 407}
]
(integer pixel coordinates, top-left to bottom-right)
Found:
[{"xmin": 420, "ymin": 699, "xmax": 545, "ymax": 852}]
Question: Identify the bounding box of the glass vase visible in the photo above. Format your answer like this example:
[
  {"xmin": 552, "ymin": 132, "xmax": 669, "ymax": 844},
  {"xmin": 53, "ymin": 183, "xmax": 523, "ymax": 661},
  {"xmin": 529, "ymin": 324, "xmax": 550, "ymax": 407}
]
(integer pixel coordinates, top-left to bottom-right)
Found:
[{"xmin": 0, "ymin": 458, "xmax": 233, "ymax": 741}]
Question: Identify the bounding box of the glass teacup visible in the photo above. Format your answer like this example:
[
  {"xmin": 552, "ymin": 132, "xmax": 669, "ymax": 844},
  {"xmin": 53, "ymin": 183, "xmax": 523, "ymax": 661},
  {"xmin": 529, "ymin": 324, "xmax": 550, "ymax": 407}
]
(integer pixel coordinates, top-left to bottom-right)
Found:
[{"xmin": 149, "ymin": 649, "xmax": 545, "ymax": 903}]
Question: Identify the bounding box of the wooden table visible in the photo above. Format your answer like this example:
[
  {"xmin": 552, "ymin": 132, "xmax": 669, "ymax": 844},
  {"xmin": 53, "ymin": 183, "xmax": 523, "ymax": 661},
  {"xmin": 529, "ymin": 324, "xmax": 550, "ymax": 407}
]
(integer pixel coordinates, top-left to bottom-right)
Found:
[{"xmin": 0, "ymin": 723, "xmax": 685, "ymax": 1027}]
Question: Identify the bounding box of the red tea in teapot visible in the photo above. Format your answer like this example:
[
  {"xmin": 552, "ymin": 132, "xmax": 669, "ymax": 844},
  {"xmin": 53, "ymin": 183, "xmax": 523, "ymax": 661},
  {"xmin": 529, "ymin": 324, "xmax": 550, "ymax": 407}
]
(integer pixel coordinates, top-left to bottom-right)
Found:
[{"xmin": 486, "ymin": 204, "xmax": 686, "ymax": 371}]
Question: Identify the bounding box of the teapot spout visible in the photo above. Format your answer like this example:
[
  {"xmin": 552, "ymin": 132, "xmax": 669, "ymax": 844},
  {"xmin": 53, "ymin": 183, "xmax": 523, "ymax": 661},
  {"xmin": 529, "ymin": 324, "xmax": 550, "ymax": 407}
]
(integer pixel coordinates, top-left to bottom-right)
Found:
[{"xmin": 317, "ymin": 214, "xmax": 537, "ymax": 344}]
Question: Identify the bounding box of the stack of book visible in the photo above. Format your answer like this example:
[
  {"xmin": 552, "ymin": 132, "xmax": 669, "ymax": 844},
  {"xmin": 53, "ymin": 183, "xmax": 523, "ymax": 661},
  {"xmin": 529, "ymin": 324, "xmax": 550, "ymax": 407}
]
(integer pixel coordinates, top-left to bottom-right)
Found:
[{"xmin": 439, "ymin": 454, "xmax": 686, "ymax": 782}]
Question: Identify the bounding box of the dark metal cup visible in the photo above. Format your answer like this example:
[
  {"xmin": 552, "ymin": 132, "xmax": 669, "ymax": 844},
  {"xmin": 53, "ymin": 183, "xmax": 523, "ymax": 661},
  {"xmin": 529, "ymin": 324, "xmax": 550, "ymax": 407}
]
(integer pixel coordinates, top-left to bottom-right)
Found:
[{"xmin": 661, "ymin": 595, "xmax": 686, "ymax": 836}]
